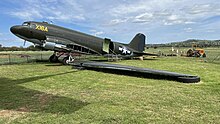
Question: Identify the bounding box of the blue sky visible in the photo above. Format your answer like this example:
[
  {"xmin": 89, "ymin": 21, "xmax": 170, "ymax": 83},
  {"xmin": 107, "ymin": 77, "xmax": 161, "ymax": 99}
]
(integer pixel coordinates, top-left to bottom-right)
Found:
[{"xmin": 0, "ymin": 0, "xmax": 220, "ymax": 47}]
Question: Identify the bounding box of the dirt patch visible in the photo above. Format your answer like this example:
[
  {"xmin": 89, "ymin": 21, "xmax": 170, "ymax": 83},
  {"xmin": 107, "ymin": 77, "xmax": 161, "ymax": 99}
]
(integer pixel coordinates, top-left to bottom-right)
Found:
[
  {"xmin": 0, "ymin": 110, "xmax": 26, "ymax": 119},
  {"xmin": 16, "ymin": 106, "xmax": 30, "ymax": 112},
  {"xmin": 38, "ymin": 94, "xmax": 52, "ymax": 107},
  {"xmin": 32, "ymin": 93, "xmax": 52, "ymax": 107}
]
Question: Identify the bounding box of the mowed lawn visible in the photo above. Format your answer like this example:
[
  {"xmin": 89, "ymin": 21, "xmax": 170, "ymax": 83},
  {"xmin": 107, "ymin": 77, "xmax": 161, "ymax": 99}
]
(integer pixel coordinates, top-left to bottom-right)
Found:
[{"xmin": 0, "ymin": 57, "xmax": 220, "ymax": 123}]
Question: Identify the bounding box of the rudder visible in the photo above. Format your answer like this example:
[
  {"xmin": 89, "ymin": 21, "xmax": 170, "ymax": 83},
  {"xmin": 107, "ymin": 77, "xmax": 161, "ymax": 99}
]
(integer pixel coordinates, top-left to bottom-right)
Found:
[{"xmin": 128, "ymin": 33, "xmax": 146, "ymax": 52}]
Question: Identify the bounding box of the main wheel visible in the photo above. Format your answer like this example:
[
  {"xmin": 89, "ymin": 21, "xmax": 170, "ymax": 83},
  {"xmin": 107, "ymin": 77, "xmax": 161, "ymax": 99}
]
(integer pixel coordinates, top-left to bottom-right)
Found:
[
  {"xmin": 62, "ymin": 57, "xmax": 69, "ymax": 65},
  {"xmin": 49, "ymin": 54, "xmax": 59, "ymax": 63}
]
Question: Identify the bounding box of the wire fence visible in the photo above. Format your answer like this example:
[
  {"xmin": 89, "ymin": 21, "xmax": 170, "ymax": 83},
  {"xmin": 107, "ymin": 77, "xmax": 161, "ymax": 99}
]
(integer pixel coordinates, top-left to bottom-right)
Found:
[
  {"xmin": 204, "ymin": 48, "xmax": 220, "ymax": 64},
  {"xmin": 0, "ymin": 51, "xmax": 52, "ymax": 65},
  {"xmin": 0, "ymin": 51, "xmax": 102, "ymax": 65},
  {"xmin": 0, "ymin": 48, "xmax": 219, "ymax": 65}
]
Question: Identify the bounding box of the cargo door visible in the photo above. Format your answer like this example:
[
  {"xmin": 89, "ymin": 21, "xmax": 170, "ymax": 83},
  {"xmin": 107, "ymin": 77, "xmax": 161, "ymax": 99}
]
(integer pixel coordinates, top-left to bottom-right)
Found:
[{"xmin": 102, "ymin": 38, "xmax": 111, "ymax": 53}]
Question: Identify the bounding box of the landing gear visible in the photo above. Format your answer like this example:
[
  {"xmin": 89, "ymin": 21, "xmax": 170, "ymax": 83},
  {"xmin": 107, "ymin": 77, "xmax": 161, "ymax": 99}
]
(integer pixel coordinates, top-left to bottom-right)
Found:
[
  {"xmin": 49, "ymin": 54, "xmax": 59, "ymax": 63},
  {"xmin": 49, "ymin": 52, "xmax": 75, "ymax": 65},
  {"xmin": 62, "ymin": 55, "xmax": 75, "ymax": 65}
]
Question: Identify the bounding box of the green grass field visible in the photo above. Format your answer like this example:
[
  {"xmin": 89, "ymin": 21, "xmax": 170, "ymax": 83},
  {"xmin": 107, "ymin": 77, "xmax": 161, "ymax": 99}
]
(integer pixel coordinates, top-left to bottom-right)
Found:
[
  {"xmin": 145, "ymin": 47, "xmax": 220, "ymax": 64},
  {"xmin": 0, "ymin": 57, "xmax": 220, "ymax": 123}
]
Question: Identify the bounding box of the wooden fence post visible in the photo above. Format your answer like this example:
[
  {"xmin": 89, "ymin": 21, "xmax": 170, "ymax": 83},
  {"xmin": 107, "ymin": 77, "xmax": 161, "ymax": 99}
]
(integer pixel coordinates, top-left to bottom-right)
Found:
[{"xmin": 8, "ymin": 54, "xmax": 11, "ymax": 64}]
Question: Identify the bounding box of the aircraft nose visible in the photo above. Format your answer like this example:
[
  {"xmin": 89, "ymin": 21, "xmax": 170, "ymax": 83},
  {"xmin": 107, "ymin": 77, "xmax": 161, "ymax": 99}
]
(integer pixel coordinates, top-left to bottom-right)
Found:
[{"xmin": 10, "ymin": 26, "xmax": 20, "ymax": 34}]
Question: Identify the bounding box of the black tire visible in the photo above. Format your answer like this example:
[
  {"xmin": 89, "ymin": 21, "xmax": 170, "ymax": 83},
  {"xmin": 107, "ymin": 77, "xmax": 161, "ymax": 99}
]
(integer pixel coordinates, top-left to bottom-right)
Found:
[
  {"xmin": 202, "ymin": 53, "xmax": 206, "ymax": 58},
  {"xmin": 195, "ymin": 51, "xmax": 201, "ymax": 57},
  {"xmin": 62, "ymin": 57, "xmax": 69, "ymax": 65},
  {"xmin": 187, "ymin": 49, "xmax": 193, "ymax": 57},
  {"xmin": 49, "ymin": 54, "xmax": 59, "ymax": 63}
]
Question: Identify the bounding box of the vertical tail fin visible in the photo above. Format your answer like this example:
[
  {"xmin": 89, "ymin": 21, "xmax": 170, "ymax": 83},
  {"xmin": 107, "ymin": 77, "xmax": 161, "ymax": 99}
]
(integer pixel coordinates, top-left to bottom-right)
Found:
[{"xmin": 128, "ymin": 33, "xmax": 146, "ymax": 52}]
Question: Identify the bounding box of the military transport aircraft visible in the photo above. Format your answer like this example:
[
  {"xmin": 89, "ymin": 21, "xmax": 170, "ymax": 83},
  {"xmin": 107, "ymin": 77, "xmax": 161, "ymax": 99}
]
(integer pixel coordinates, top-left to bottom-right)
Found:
[{"xmin": 10, "ymin": 21, "xmax": 156, "ymax": 64}]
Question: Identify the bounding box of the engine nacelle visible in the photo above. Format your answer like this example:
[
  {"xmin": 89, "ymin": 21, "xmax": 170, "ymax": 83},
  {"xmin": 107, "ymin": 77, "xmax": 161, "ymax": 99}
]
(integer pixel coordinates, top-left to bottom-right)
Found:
[
  {"xmin": 43, "ymin": 42, "xmax": 68, "ymax": 51},
  {"xmin": 42, "ymin": 36, "xmax": 71, "ymax": 51}
]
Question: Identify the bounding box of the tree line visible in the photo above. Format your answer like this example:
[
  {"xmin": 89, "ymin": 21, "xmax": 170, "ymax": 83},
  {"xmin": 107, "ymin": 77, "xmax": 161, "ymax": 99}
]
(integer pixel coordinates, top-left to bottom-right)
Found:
[
  {"xmin": 0, "ymin": 45, "xmax": 39, "ymax": 51},
  {"xmin": 147, "ymin": 39, "xmax": 220, "ymax": 48}
]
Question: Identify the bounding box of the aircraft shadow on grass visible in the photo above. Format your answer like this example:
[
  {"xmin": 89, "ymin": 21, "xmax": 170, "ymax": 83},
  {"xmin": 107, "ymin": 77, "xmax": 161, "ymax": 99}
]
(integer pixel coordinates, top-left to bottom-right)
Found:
[{"xmin": 0, "ymin": 71, "xmax": 89, "ymax": 114}]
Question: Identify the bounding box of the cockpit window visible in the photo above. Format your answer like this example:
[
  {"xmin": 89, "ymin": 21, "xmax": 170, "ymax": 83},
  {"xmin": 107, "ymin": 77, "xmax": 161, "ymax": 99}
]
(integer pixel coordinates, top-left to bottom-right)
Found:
[{"xmin": 22, "ymin": 22, "xmax": 30, "ymax": 26}]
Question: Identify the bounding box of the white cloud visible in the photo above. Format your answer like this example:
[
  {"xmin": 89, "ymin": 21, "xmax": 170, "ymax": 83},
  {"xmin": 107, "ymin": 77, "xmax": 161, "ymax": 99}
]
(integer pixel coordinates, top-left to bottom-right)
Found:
[
  {"xmin": 8, "ymin": 0, "xmax": 220, "ymax": 27},
  {"xmin": 109, "ymin": 1, "xmax": 220, "ymax": 25},
  {"xmin": 94, "ymin": 31, "xmax": 104, "ymax": 36},
  {"xmin": 6, "ymin": 0, "xmax": 220, "ymax": 43},
  {"xmin": 187, "ymin": 4, "xmax": 217, "ymax": 15},
  {"xmin": 162, "ymin": 15, "xmax": 185, "ymax": 25},
  {"xmin": 167, "ymin": 15, "xmax": 179, "ymax": 21},
  {"xmin": 10, "ymin": 9, "xmax": 43, "ymax": 20},
  {"xmin": 104, "ymin": 19, "xmax": 128, "ymax": 26},
  {"xmin": 133, "ymin": 13, "xmax": 154, "ymax": 23},
  {"xmin": 206, "ymin": 29, "xmax": 215, "ymax": 33},
  {"xmin": 184, "ymin": 21, "xmax": 196, "ymax": 24},
  {"xmin": 90, "ymin": 30, "xmax": 104, "ymax": 36},
  {"xmin": 8, "ymin": 0, "xmax": 86, "ymax": 23},
  {"xmin": 184, "ymin": 28, "xmax": 193, "ymax": 32}
]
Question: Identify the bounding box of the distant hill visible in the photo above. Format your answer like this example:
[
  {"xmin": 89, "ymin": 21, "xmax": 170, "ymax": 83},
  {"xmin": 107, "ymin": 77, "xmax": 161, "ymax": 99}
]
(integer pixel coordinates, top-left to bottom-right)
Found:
[{"xmin": 147, "ymin": 39, "xmax": 220, "ymax": 48}]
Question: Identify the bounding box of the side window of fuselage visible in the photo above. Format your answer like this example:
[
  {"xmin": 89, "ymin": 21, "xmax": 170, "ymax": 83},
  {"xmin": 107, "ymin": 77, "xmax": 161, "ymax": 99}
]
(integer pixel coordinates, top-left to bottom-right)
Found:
[{"xmin": 30, "ymin": 24, "xmax": 36, "ymax": 29}]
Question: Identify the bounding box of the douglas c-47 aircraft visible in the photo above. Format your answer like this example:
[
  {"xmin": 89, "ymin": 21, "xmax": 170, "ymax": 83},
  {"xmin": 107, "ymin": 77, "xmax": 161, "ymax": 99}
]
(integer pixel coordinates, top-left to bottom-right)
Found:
[
  {"xmin": 10, "ymin": 21, "xmax": 156, "ymax": 64},
  {"xmin": 10, "ymin": 21, "xmax": 201, "ymax": 83}
]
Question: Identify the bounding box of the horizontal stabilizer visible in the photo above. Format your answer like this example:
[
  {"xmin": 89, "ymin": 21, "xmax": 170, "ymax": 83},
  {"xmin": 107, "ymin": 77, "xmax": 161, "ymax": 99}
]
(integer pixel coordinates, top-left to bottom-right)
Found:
[{"xmin": 134, "ymin": 51, "xmax": 159, "ymax": 56}]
